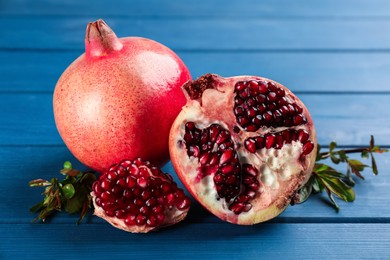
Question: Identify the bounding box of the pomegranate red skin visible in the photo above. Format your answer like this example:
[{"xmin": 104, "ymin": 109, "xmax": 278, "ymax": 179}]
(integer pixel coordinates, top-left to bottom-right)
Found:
[{"xmin": 53, "ymin": 20, "xmax": 191, "ymax": 172}]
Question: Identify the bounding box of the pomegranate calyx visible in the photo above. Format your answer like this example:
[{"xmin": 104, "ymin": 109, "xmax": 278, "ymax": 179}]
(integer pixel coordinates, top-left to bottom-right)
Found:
[{"xmin": 85, "ymin": 19, "xmax": 123, "ymax": 57}]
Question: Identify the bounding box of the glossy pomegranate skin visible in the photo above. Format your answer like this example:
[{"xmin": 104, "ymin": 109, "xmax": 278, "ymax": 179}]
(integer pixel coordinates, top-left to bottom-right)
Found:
[
  {"xmin": 53, "ymin": 20, "xmax": 191, "ymax": 172},
  {"xmin": 169, "ymin": 74, "xmax": 316, "ymax": 225}
]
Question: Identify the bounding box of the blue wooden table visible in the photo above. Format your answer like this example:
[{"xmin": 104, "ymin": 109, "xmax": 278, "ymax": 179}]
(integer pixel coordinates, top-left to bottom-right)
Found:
[{"xmin": 1, "ymin": 1, "xmax": 390, "ymax": 259}]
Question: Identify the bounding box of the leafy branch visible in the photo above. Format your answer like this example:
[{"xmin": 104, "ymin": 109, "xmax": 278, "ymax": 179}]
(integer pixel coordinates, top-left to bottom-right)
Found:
[
  {"xmin": 29, "ymin": 162, "xmax": 96, "ymax": 223},
  {"xmin": 294, "ymin": 135, "xmax": 388, "ymax": 211}
]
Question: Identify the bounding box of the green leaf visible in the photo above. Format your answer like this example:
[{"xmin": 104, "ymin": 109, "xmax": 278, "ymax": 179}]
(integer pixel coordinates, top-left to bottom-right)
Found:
[
  {"xmin": 326, "ymin": 188, "xmax": 340, "ymax": 212},
  {"xmin": 348, "ymin": 159, "xmax": 368, "ymax": 172},
  {"xmin": 30, "ymin": 202, "xmax": 44, "ymax": 213},
  {"xmin": 329, "ymin": 141, "xmax": 337, "ymax": 152},
  {"xmin": 331, "ymin": 154, "xmax": 341, "ymax": 164},
  {"xmin": 371, "ymin": 153, "xmax": 378, "ymax": 175},
  {"xmin": 319, "ymin": 176, "xmax": 355, "ymax": 202},
  {"xmin": 370, "ymin": 135, "xmax": 375, "ymax": 150},
  {"xmin": 293, "ymin": 179, "xmax": 313, "ymax": 204},
  {"xmin": 316, "ymin": 144, "xmax": 322, "ymax": 161},
  {"xmin": 62, "ymin": 184, "xmax": 75, "ymax": 199},
  {"xmin": 361, "ymin": 150, "xmax": 369, "ymax": 158}
]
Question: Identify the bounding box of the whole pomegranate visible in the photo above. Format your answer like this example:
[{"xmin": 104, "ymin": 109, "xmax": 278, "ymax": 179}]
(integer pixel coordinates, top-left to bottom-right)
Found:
[
  {"xmin": 91, "ymin": 158, "xmax": 191, "ymax": 233},
  {"xmin": 53, "ymin": 19, "xmax": 191, "ymax": 172},
  {"xmin": 169, "ymin": 74, "xmax": 317, "ymax": 225}
]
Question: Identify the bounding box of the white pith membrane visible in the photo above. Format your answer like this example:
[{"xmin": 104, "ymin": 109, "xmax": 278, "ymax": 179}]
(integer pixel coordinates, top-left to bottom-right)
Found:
[
  {"xmin": 169, "ymin": 74, "xmax": 317, "ymax": 225},
  {"xmin": 91, "ymin": 161, "xmax": 190, "ymax": 233}
]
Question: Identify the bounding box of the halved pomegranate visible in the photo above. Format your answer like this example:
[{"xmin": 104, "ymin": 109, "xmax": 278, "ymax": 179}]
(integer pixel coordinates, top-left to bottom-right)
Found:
[
  {"xmin": 169, "ymin": 74, "xmax": 317, "ymax": 225},
  {"xmin": 91, "ymin": 158, "xmax": 191, "ymax": 233}
]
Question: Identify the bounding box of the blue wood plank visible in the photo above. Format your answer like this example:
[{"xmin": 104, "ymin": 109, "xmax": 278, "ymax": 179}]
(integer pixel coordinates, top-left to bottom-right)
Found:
[
  {"xmin": 2, "ymin": 51, "xmax": 390, "ymax": 93},
  {"xmin": 1, "ymin": 17, "xmax": 390, "ymax": 51},
  {"xmin": 1, "ymin": 146, "xmax": 389, "ymax": 224},
  {"xmin": 1, "ymin": 223, "xmax": 389, "ymax": 259},
  {"xmin": 0, "ymin": 93, "xmax": 389, "ymax": 146},
  {"xmin": 2, "ymin": 0, "xmax": 390, "ymax": 17}
]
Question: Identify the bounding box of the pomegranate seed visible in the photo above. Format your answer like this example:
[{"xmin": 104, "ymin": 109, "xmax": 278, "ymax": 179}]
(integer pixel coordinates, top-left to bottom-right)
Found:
[
  {"xmin": 213, "ymin": 173, "xmax": 224, "ymax": 184},
  {"xmin": 252, "ymin": 114, "xmax": 263, "ymax": 126},
  {"xmin": 294, "ymin": 103, "xmax": 303, "ymax": 113},
  {"xmin": 263, "ymin": 111, "xmax": 273, "ymax": 122},
  {"xmin": 126, "ymin": 176, "xmax": 137, "ymax": 188},
  {"xmin": 269, "ymin": 102, "xmax": 277, "ymax": 111},
  {"xmin": 255, "ymin": 136, "xmax": 265, "ymax": 149},
  {"xmin": 100, "ymin": 179, "xmax": 111, "ymax": 190},
  {"xmin": 107, "ymin": 170, "xmax": 117, "ymax": 180},
  {"xmin": 238, "ymin": 116, "xmax": 250, "ymax": 127},
  {"xmin": 129, "ymin": 164, "xmax": 140, "ymax": 176},
  {"xmin": 293, "ymin": 115, "xmax": 304, "ymax": 125},
  {"xmin": 235, "ymin": 81, "xmax": 246, "ymax": 92},
  {"xmin": 183, "ymin": 132, "xmax": 192, "ymax": 144},
  {"xmin": 209, "ymin": 124, "xmax": 220, "ymax": 142},
  {"xmin": 92, "ymin": 182, "xmax": 103, "ymax": 195},
  {"xmin": 256, "ymin": 94, "xmax": 266, "ymax": 103},
  {"xmin": 302, "ymin": 141, "xmax": 314, "ymax": 155},
  {"xmin": 265, "ymin": 134, "xmax": 276, "ymax": 149},
  {"xmin": 188, "ymin": 145, "xmax": 200, "ymax": 157},
  {"xmin": 146, "ymin": 215, "xmax": 158, "ymax": 227},
  {"xmin": 267, "ymin": 82, "xmax": 278, "ymax": 92},
  {"xmin": 137, "ymin": 177, "xmax": 148, "ymax": 188},
  {"xmin": 216, "ymin": 131, "xmax": 230, "ymax": 144},
  {"xmin": 105, "ymin": 210, "xmax": 115, "ymax": 217},
  {"xmin": 221, "ymin": 164, "xmax": 235, "ymax": 175},
  {"xmin": 298, "ymin": 129, "xmax": 309, "ymax": 143},
  {"xmin": 274, "ymin": 134, "xmax": 284, "ymax": 149},
  {"xmin": 246, "ymin": 124, "xmax": 258, "ymax": 132},
  {"xmin": 139, "ymin": 206, "xmax": 150, "ymax": 215},
  {"xmin": 244, "ymin": 139, "xmax": 257, "ymax": 153},
  {"xmin": 243, "ymin": 204, "xmax": 252, "ymax": 212},
  {"xmin": 123, "ymin": 189, "xmax": 133, "ymax": 199},
  {"xmin": 156, "ymin": 214, "xmax": 165, "ymax": 224},
  {"xmin": 258, "ymin": 81, "xmax": 268, "ymax": 93},
  {"xmin": 220, "ymin": 149, "xmax": 234, "ymax": 165},
  {"xmin": 101, "ymin": 191, "xmax": 111, "ymax": 201},
  {"xmin": 116, "ymin": 178, "xmax": 126, "ymax": 188},
  {"xmin": 200, "ymin": 152, "xmax": 211, "ymax": 165},
  {"xmin": 234, "ymin": 96, "xmax": 244, "ymax": 105},
  {"xmin": 146, "ymin": 198, "xmax": 157, "ymax": 207},
  {"xmin": 234, "ymin": 106, "xmax": 245, "ymax": 116},
  {"xmin": 267, "ymin": 92, "xmax": 277, "ymax": 102},
  {"xmin": 177, "ymin": 198, "xmax": 191, "ymax": 210},
  {"xmin": 244, "ymin": 164, "xmax": 258, "ymax": 177},
  {"xmin": 208, "ymin": 153, "xmax": 219, "ymax": 166},
  {"xmin": 115, "ymin": 209, "xmax": 126, "ymax": 219},
  {"xmin": 136, "ymin": 214, "xmax": 146, "ymax": 226},
  {"xmin": 185, "ymin": 121, "xmax": 196, "ymax": 131},
  {"xmin": 276, "ymin": 88, "xmax": 285, "ymax": 97},
  {"xmin": 111, "ymin": 185, "xmax": 122, "ymax": 195},
  {"xmin": 152, "ymin": 205, "xmax": 164, "ymax": 214},
  {"xmin": 248, "ymin": 80, "xmax": 259, "ymax": 92},
  {"xmin": 229, "ymin": 203, "xmax": 244, "ymax": 214}
]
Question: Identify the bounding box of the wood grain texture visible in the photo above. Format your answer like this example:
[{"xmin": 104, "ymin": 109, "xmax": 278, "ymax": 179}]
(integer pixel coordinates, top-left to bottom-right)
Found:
[
  {"xmin": 2, "ymin": 146, "xmax": 389, "ymax": 224},
  {"xmin": 0, "ymin": 93, "xmax": 389, "ymax": 146},
  {"xmin": 2, "ymin": 0, "xmax": 390, "ymax": 17},
  {"xmin": 1, "ymin": 0, "xmax": 390, "ymax": 258},
  {"xmin": 1, "ymin": 17, "xmax": 390, "ymax": 51},
  {"xmin": 2, "ymin": 51, "xmax": 390, "ymax": 93},
  {"xmin": 1, "ymin": 223, "xmax": 390, "ymax": 259}
]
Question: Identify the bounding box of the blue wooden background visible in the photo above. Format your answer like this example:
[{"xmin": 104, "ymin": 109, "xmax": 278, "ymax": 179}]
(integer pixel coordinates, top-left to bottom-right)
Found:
[{"xmin": 1, "ymin": 0, "xmax": 390, "ymax": 259}]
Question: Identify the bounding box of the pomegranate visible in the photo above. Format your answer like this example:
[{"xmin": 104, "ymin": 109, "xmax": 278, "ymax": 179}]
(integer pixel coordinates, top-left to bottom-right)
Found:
[
  {"xmin": 53, "ymin": 19, "xmax": 191, "ymax": 172},
  {"xmin": 91, "ymin": 158, "xmax": 191, "ymax": 233},
  {"xmin": 169, "ymin": 74, "xmax": 317, "ymax": 225}
]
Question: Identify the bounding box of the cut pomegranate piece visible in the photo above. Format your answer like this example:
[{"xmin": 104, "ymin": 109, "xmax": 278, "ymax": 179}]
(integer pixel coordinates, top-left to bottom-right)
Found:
[
  {"xmin": 91, "ymin": 158, "xmax": 190, "ymax": 233},
  {"xmin": 169, "ymin": 74, "xmax": 317, "ymax": 225}
]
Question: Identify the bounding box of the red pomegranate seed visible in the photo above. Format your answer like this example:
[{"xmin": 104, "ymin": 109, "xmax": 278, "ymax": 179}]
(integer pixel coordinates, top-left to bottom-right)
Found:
[
  {"xmin": 298, "ymin": 129, "xmax": 309, "ymax": 143},
  {"xmin": 258, "ymin": 81, "xmax": 268, "ymax": 94},
  {"xmin": 100, "ymin": 179, "xmax": 111, "ymax": 190},
  {"xmin": 244, "ymin": 139, "xmax": 257, "ymax": 153},
  {"xmin": 235, "ymin": 81, "xmax": 246, "ymax": 92},
  {"xmin": 302, "ymin": 141, "xmax": 314, "ymax": 155},
  {"xmin": 220, "ymin": 149, "xmax": 234, "ymax": 165},
  {"xmin": 265, "ymin": 134, "xmax": 276, "ymax": 149},
  {"xmin": 267, "ymin": 92, "xmax": 277, "ymax": 102}
]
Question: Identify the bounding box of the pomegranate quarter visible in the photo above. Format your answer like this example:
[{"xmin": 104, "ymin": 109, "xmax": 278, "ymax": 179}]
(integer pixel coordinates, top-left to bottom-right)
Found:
[{"xmin": 169, "ymin": 74, "xmax": 317, "ymax": 225}]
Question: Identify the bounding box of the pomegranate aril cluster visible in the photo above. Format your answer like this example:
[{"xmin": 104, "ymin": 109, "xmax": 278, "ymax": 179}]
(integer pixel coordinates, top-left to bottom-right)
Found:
[
  {"xmin": 234, "ymin": 80, "xmax": 307, "ymax": 132},
  {"xmin": 183, "ymin": 122, "xmax": 241, "ymax": 202},
  {"xmin": 92, "ymin": 158, "xmax": 190, "ymax": 227},
  {"xmin": 244, "ymin": 129, "xmax": 314, "ymax": 156}
]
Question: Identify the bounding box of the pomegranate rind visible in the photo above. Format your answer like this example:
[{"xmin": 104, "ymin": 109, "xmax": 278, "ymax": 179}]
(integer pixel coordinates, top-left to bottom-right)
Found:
[
  {"xmin": 169, "ymin": 74, "xmax": 316, "ymax": 225},
  {"xmin": 53, "ymin": 20, "xmax": 191, "ymax": 172}
]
